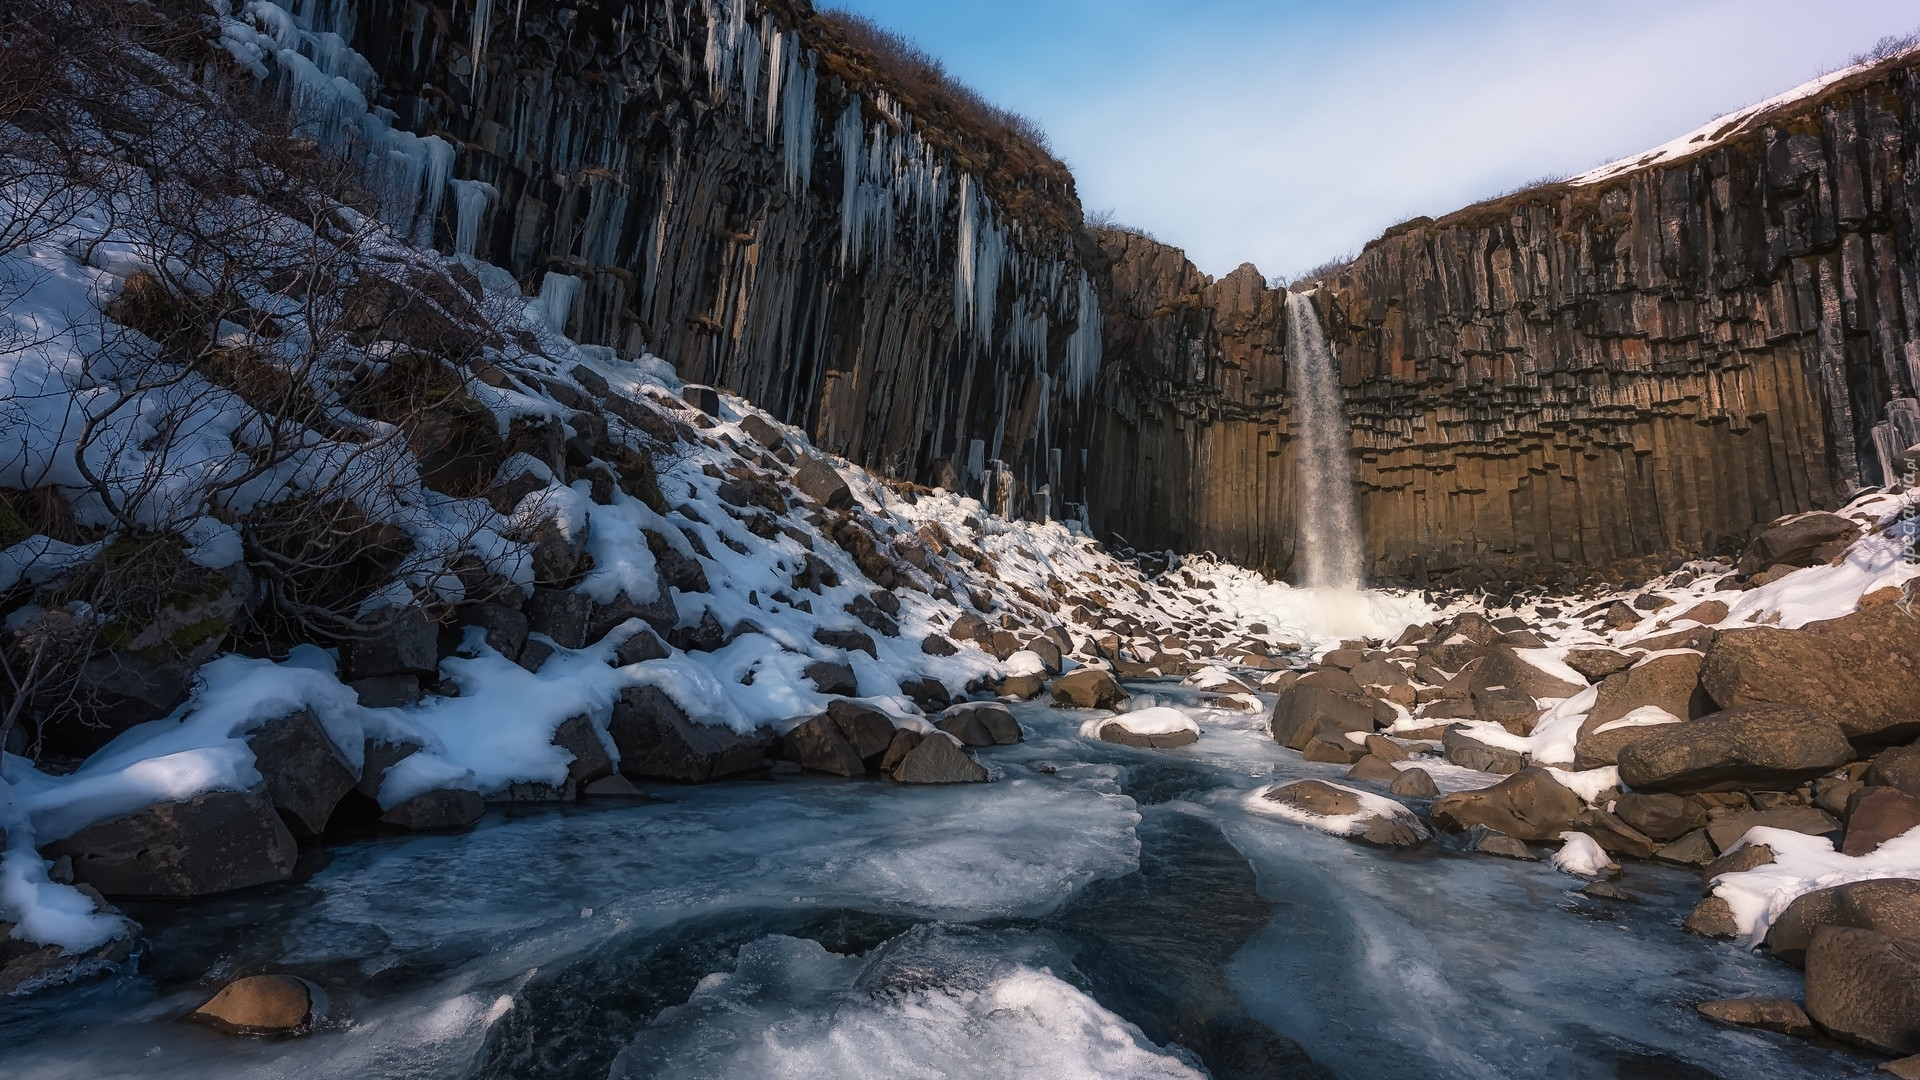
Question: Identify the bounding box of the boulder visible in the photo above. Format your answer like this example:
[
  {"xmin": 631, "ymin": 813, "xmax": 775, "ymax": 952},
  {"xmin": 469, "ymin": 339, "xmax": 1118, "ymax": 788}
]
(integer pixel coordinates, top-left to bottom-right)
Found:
[
  {"xmin": 1468, "ymin": 826, "xmax": 1537, "ymax": 860},
  {"xmin": 583, "ymin": 775, "xmax": 646, "ymax": 798},
  {"xmin": 1270, "ymin": 668, "xmax": 1374, "ymax": 751},
  {"xmin": 781, "ymin": 715, "xmax": 865, "ymax": 776},
  {"xmin": 44, "ymin": 789, "xmax": 295, "ymax": 898},
  {"xmin": 1616, "ymin": 704, "xmax": 1852, "ymax": 793},
  {"xmin": 458, "ymin": 602, "xmax": 529, "ymax": 659},
  {"xmin": 552, "ymin": 715, "xmax": 614, "ymax": 786},
  {"xmin": 934, "ymin": 710, "xmax": 996, "ymax": 748},
  {"xmin": 826, "ymin": 701, "xmax": 897, "ymax": 762},
  {"xmin": 1701, "ymin": 843, "xmax": 1776, "ymax": 892},
  {"xmin": 1684, "ymin": 896, "xmax": 1740, "ymax": 937},
  {"xmin": 614, "ymin": 626, "xmax": 670, "ymax": 665},
  {"xmin": 339, "ymin": 606, "xmax": 438, "ymax": 680},
  {"xmin": 1348, "ymin": 755, "xmax": 1401, "ymax": 781},
  {"xmin": 943, "ymin": 703, "xmax": 1023, "ymax": 745},
  {"xmin": 1869, "ymin": 745, "xmax": 1920, "ymax": 800},
  {"xmin": 1389, "ymin": 768, "xmax": 1439, "ymax": 797},
  {"xmin": 1363, "ymin": 734, "xmax": 1409, "ymax": 762},
  {"xmin": 891, "ymin": 732, "xmax": 989, "ymax": 784},
  {"xmin": 1844, "ymin": 787, "xmax": 1920, "ymax": 856},
  {"xmin": 380, "ymin": 788, "xmax": 484, "ymax": 831},
  {"xmin": 803, "ymin": 660, "xmax": 858, "ymax": 696},
  {"xmin": 1472, "ymin": 645, "xmax": 1584, "ymax": 701},
  {"xmin": 1052, "ymin": 668, "xmax": 1127, "ymax": 710},
  {"xmin": 1699, "ymin": 605, "xmax": 1920, "ymax": 746},
  {"xmin": 1805, "ymin": 927, "xmax": 1920, "ymax": 1054},
  {"xmin": 1470, "ymin": 685, "xmax": 1542, "ymax": 736},
  {"xmin": 898, "ymin": 676, "xmax": 953, "ymax": 713},
  {"xmin": 878, "ymin": 729, "xmax": 922, "ymax": 774},
  {"xmin": 1693, "ymin": 997, "xmax": 1815, "ymax": 1038},
  {"xmin": 189, "ymin": 974, "xmax": 325, "ymax": 1036},
  {"xmin": 1614, "ymin": 792, "xmax": 1708, "ymax": 842},
  {"xmin": 1737, "ymin": 512, "xmax": 1861, "ymax": 576},
  {"xmin": 1654, "ymin": 829, "xmax": 1717, "ymax": 867},
  {"xmin": 1574, "ymin": 652, "xmax": 1704, "ymax": 768},
  {"xmin": 1260, "ymin": 780, "xmax": 1427, "ymax": 847},
  {"xmin": 1600, "ymin": 602, "xmax": 1642, "ymax": 631},
  {"xmin": 813, "ymin": 626, "xmax": 877, "ymax": 659},
  {"xmin": 1098, "ymin": 724, "xmax": 1200, "ymax": 750},
  {"xmin": 1704, "ymin": 807, "xmax": 1840, "ymax": 852},
  {"xmin": 1564, "ymin": 648, "xmax": 1636, "ymax": 682},
  {"xmin": 246, "ymin": 709, "xmax": 356, "ymax": 838},
  {"xmin": 0, "ymin": 900, "xmax": 135, "ymax": 997},
  {"xmin": 609, "ymin": 686, "xmax": 771, "ymax": 782},
  {"xmin": 525, "ymin": 587, "xmax": 594, "ymax": 650},
  {"xmin": 1671, "ymin": 600, "xmax": 1730, "ymax": 626},
  {"xmin": 356, "ymin": 739, "xmax": 420, "ymax": 801},
  {"xmin": 1442, "ymin": 726, "xmax": 1524, "ymax": 775},
  {"xmin": 920, "ymin": 633, "xmax": 958, "ymax": 657},
  {"xmin": 1026, "ymin": 636, "xmax": 1064, "ymax": 675},
  {"xmin": 1429, "ymin": 767, "xmax": 1584, "ymax": 841},
  {"xmin": 793, "ymin": 456, "xmax": 853, "ymax": 511},
  {"xmin": 994, "ymin": 673, "xmax": 1047, "ymax": 700},
  {"xmin": 1569, "ymin": 809, "xmax": 1659, "ymax": 860},
  {"xmin": 1768, "ymin": 879, "xmax": 1920, "ymax": 966}
]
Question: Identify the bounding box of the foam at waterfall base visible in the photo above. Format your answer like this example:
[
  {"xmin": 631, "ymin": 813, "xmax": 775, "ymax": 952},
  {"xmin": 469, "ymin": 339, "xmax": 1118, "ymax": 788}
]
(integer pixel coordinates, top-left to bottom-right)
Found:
[{"xmin": 609, "ymin": 927, "xmax": 1207, "ymax": 1080}]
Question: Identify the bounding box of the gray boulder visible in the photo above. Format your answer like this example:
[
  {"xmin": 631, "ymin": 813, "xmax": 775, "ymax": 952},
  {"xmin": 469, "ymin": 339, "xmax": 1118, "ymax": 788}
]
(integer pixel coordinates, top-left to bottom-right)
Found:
[
  {"xmin": 45, "ymin": 789, "xmax": 295, "ymax": 897},
  {"xmin": 1767, "ymin": 878, "xmax": 1920, "ymax": 966},
  {"xmin": 1615, "ymin": 704, "xmax": 1852, "ymax": 793},
  {"xmin": 246, "ymin": 709, "xmax": 356, "ymax": 838},
  {"xmin": 1805, "ymin": 926, "xmax": 1920, "ymax": 1054},
  {"xmin": 609, "ymin": 686, "xmax": 771, "ymax": 782},
  {"xmin": 1699, "ymin": 604, "xmax": 1920, "ymax": 746},
  {"xmin": 1429, "ymin": 767, "xmax": 1583, "ymax": 841},
  {"xmin": 891, "ymin": 732, "xmax": 989, "ymax": 784}
]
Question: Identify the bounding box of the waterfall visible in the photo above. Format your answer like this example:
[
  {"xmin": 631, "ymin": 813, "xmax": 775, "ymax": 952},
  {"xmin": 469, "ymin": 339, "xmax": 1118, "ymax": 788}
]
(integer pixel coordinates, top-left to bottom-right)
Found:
[{"xmin": 1284, "ymin": 290, "xmax": 1365, "ymax": 589}]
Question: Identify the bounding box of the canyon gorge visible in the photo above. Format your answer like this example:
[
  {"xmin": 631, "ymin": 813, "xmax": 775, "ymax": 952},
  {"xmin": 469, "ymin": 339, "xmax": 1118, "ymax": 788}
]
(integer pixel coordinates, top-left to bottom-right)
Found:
[{"xmin": 336, "ymin": 0, "xmax": 1920, "ymax": 586}]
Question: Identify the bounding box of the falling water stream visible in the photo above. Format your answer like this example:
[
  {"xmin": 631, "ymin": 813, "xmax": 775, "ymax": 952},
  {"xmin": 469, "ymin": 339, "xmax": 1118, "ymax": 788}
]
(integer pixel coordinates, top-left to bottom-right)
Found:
[{"xmin": 1283, "ymin": 292, "xmax": 1365, "ymax": 589}]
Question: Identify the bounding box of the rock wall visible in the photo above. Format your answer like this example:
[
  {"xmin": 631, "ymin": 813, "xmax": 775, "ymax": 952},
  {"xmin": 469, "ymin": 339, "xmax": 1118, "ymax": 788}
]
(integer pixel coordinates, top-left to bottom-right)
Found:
[
  {"xmin": 1086, "ymin": 57, "xmax": 1920, "ymax": 585},
  {"xmin": 337, "ymin": 0, "xmax": 1920, "ymax": 585},
  {"xmin": 339, "ymin": 0, "xmax": 1100, "ymax": 511}
]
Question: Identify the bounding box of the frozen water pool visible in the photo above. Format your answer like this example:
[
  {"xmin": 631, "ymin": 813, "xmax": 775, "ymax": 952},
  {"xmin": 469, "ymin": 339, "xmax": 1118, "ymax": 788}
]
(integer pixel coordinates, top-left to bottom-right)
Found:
[{"xmin": 0, "ymin": 689, "xmax": 1883, "ymax": 1079}]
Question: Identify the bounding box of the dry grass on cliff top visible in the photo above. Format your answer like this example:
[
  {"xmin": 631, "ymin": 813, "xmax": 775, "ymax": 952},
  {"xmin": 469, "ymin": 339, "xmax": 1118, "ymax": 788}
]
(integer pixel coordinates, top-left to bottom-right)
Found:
[{"xmin": 790, "ymin": 4, "xmax": 1082, "ymax": 236}]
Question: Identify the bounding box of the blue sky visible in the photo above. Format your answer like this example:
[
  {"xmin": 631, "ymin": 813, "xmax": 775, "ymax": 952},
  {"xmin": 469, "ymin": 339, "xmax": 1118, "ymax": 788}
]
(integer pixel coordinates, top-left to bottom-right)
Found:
[{"xmin": 819, "ymin": 0, "xmax": 1918, "ymax": 279}]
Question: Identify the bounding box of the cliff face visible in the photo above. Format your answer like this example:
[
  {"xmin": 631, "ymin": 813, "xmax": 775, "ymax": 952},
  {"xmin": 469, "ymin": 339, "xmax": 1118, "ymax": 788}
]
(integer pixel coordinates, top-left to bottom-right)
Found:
[
  {"xmin": 341, "ymin": 0, "xmax": 1099, "ymax": 511},
  {"xmin": 338, "ymin": 0, "xmax": 1920, "ymax": 585},
  {"xmin": 1087, "ymin": 58, "xmax": 1920, "ymax": 585}
]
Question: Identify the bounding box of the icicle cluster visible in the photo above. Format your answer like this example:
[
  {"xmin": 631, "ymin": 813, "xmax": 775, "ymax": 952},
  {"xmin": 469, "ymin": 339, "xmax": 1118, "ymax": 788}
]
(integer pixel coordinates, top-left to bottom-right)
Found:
[
  {"xmin": 216, "ymin": 0, "xmax": 456, "ymax": 246},
  {"xmin": 834, "ymin": 94, "xmax": 950, "ymax": 271}
]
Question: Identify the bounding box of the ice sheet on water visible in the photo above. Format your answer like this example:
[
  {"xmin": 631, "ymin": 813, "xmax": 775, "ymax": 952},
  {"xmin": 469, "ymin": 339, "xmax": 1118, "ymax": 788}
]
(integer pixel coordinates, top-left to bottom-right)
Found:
[{"xmin": 609, "ymin": 927, "xmax": 1207, "ymax": 1080}]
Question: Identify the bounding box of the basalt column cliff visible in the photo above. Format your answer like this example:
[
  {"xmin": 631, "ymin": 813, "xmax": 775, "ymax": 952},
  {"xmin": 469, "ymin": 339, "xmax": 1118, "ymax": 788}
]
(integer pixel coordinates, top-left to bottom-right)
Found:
[
  {"xmin": 1086, "ymin": 59, "xmax": 1920, "ymax": 585},
  {"xmin": 342, "ymin": 0, "xmax": 1101, "ymax": 514},
  {"xmin": 341, "ymin": 0, "xmax": 1920, "ymax": 584}
]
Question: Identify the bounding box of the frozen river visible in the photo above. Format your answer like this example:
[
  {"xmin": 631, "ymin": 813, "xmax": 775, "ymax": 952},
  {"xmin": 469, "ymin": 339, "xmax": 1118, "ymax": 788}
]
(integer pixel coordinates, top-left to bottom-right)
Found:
[{"xmin": 0, "ymin": 686, "xmax": 1876, "ymax": 1079}]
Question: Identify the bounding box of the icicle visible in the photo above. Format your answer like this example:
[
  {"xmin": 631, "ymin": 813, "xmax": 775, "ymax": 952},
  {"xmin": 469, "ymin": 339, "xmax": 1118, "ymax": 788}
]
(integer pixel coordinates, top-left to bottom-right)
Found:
[
  {"xmin": 764, "ymin": 31, "xmax": 783, "ymax": 140},
  {"xmin": 414, "ymin": 135, "xmax": 456, "ymax": 246},
  {"xmin": 835, "ymin": 102, "xmax": 863, "ymax": 267},
  {"xmin": 778, "ymin": 48, "xmax": 817, "ymax": 192},
  {"xmin": 450, "ymin": 179, "xmax": 498, "ymax": 257},
  {"xmin": 1065, "ymin": 270, "xmax": 1102, "ymax": 403},
  {"xmin": 469, "ymin": 0, "xmax": 491, "ymax": 89},
  {"xmin": 739, "ymin": 24, "xmax": 761, "ymax": 127},
  {"xmin": 407, "ymin": 1, "xmax": 427, "ymax": 69},
  {"xmin": 536, "ymin": 272, "xmax": 582, "ymax": 337}
]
